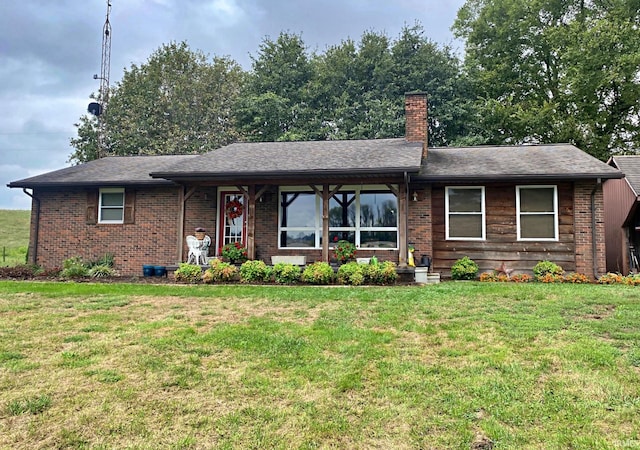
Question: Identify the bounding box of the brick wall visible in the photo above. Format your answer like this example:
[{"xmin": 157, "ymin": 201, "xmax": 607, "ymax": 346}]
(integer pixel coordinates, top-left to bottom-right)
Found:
[
  {"xmin": 31, "ymin": 187, "xmax": 184, "ymax": 276},
  {"xmin": 407, "ymin": 185, "xmax": 433, "ymax": 264},
  {"xmin": 574, "ymin": 180, "xmax": 606, "ymax": 277}
]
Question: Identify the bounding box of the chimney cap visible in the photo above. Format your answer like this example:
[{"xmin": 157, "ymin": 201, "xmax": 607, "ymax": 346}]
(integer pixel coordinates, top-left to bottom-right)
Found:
[{"xmin": 404, "ymin": 91, "xmax": 428, "ymax": 97}]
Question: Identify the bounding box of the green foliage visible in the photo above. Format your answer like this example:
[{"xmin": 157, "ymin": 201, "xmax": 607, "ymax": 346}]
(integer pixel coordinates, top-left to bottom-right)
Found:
[
  {"xmin": 301, "ymin": 261, "xmax": 335, "ymax": 285},
  {"xmin": 453, "ymin": 0, "xmax": 640, "ymax": 158},
  {"xmin": 202, "ymin": 259, "xmax": 238, "ymax": 283},
  {"xmin": 60, "ymin": 257, "xmax": 89, "ymax": 278},
  {"xmin": 450, "ymin": 256, "xmax": 479, "ymax": 280},
  {"xmin": 239, "ymin": 260, "xmax": 271, "ymax": 283},
  {"xmin": 272, "ymin": 262, "xmax": 301, "ymax": 284},
  {"xmin": 359, "ymin": 260, "xmax": 398, "ymax": 285},
  {"xmin": 70, "ymin": 41, "xmax": 244, "ymax": 163},
  {"xmin": 174, "ymin": 263, "xmax": 202, "ymax": 284},
  {"xmin": 337, "ymin": 262, "xmax": 365, "ymax": 286},
  {"xmin": 333, "ymin": 240, "xmax": 357, "ymax": 263},
  {"xmin": 220, "ymin": 242, "xmax": 248, "ymax": 263},
  {"xmin": 0, "ymin": 209, "xmax": 30, "ymax": 267},
  {"xmin": 88, "ymin": 264, "xmax": 115, "ymax": 278},
  {"xmin": 533, "ymin": 260, "xmax": 564, "ymax": 280}
]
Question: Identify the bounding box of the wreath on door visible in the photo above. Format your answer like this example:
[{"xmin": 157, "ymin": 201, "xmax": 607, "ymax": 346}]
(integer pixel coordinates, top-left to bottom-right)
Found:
[{"xmin": 225, "ymin": 198, "xmax": 243, "ymax": 221}]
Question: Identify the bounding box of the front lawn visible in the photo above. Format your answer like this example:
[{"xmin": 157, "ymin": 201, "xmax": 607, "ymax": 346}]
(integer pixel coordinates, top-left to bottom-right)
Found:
[{"xmin": 1, "ymin": 282, "xmax": 639, "ymax": 449}]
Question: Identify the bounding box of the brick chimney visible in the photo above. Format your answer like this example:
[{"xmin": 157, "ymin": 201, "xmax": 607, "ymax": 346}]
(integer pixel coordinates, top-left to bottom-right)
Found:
[{"xmin": 405, "ymin": 92, "xmax": 428, "ymax": 158}]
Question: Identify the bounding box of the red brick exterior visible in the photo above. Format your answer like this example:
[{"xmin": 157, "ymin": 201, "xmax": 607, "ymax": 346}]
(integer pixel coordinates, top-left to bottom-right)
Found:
[
  {"xmin": 404, "ymin": 92, "xmax": 428, "ymax": 158},
  {"xmin": 29, "ymin": 187, "xmax": 183, "ymax": 276},
  {"xmin": 574, "ymin": 180, "xmax": 606, "ymax": 277},
  {"xmin": 407, "ymin": 186, "xmax": 433, "ymax": 264}
]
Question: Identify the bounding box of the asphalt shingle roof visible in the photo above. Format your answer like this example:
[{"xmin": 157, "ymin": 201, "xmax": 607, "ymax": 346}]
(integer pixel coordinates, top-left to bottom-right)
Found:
[
  {"xmin": 610, "ymin": 156, "xmax": 640, "ymax": 196},
  {"xmin": 150, "ymin": 138, "xmax": 424, "ymax": 179},
  {"xmin": 7, "ymin": 155, "xmax": 198, "ymax": 188},
  {"xmin": 417, "ymin": 144, "xmax": 622, "ymax": 181}
]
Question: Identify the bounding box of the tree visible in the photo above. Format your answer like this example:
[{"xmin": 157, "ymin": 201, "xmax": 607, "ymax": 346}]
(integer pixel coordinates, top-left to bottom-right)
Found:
[
  {"xmin": 69, "ymin": 41, "xmax": 244, "ymax": 163},
  {"xmin": 453, "ymin": 0, "xmax": 640, "ymax": 158},
  {"xmin": 236, "ymin": 32, "xmax": 316, "ymax": 142}
]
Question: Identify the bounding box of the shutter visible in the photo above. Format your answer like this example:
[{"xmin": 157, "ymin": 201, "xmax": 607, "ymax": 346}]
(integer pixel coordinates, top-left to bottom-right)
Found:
[
  {"xmin": 86, "ymin": 190, "xmax": 98, "ymax": 225},
  {"xmin": 123, "ymin": 190, "xmax": 136, "ymax": 224}
]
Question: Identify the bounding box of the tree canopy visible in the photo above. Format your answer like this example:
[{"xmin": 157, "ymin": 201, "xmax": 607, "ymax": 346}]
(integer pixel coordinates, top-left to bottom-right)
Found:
[
  {"xmin": 70, "ymin": 7, "xmax": 640, "ymax": 163},
  {"xmin": 453, "ymin": 0, "xmax": 640, "ymax": 158},
  {"xmin": 69, "ymin": 42, "xmax": 244, "ymax": 163}
]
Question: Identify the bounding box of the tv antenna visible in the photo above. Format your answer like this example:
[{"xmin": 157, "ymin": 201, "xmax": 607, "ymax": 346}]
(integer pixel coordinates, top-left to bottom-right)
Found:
[{"xmin": 88, "ymin": 0, "xmax": 112, "ymax": 158}]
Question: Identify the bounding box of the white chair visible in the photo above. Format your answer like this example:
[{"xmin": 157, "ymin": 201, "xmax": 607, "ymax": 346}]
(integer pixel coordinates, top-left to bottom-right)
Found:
[
  {"xmin": 200, "ymin": 235, "xmax": 212, "ymax": 264},
  {"xmin": 186, "ymin": 235, "xmax": 205, "ymax": 265}
]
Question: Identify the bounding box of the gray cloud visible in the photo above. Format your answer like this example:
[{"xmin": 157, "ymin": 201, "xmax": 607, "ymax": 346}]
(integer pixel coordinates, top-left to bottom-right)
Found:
[{"xmin": 1, "ymin": 0, "xmax": 464, "ymax": 210}]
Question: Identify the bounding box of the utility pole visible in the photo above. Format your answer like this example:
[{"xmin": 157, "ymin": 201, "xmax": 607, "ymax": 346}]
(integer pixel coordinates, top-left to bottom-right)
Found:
[{"xmin": 88, "ymin": 1, "xmax": 112, "ymax": 159}]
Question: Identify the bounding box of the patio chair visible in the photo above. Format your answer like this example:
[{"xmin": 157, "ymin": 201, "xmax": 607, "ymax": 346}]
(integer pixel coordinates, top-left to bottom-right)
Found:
[{"xmin": 186, "ymin": 235, "xmax": 204, "ymax": 265}]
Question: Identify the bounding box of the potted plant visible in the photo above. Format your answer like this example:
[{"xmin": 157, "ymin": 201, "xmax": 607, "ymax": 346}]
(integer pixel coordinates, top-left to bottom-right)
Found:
[
  {"xmin": 194, "ymin": 227, "xmax": 206, "ymax": 240},
  {"xmin": 219, "ymin": 242, "xmax": 248, "ymax": 264},
  {"xmin": 334, "ymin": 240, "xmax": 357, "ymax": 264}
]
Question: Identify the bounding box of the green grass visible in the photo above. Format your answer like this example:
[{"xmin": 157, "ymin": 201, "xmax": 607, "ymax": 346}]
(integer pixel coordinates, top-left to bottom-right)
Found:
[
  {"xmin": 0, "ymin": 209, "xmax": 30, "ymax": 266},
  {"xmin": 0, "ymin": 281, "xmax": 639, "ymax": 448}
]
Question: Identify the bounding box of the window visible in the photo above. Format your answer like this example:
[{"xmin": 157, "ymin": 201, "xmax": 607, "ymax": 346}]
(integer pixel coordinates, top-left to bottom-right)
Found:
[
  {"xmin": 99, "ymin": 188, "xmax": 125, "ymax": 224},
  {"xmin": 517, "ymin": 186, "xmax": 558, "ymax": 240},
  {"xmin": 278, "ymin": 186, "xmax": 398, "ymax": 249},
  {"xmin": 445, "ymin": 187, "xmax": 485, "ymax": 240}
]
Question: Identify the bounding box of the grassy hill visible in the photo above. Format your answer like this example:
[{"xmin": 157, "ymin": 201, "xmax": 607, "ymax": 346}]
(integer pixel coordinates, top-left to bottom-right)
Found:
[{"xmin": 0, "ymin": 209, "xmax": 31, "ymax": 266}]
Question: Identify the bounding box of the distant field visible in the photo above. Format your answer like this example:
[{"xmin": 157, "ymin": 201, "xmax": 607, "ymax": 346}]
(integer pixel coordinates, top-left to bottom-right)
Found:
[{"xmin": 0, "ymin": 209, "xmax": 30, "ymax": 266}]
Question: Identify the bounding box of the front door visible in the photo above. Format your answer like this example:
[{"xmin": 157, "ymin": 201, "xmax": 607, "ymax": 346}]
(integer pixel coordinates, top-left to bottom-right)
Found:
[{"xmin": 218, "ymin": 191, "xmax": 246, "ymax": 253}]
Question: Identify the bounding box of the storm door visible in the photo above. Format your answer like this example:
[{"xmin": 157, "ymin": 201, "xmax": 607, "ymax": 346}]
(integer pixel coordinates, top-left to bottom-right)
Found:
[{"xmin": 218, "ymin": 191, "xmax": 246, "ymax": 251}]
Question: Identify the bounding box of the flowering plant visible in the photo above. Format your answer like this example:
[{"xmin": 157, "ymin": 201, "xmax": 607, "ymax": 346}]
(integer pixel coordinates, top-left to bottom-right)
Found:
[
  {"xmin": 333, "ymin": 240, "xmax": 356, "ymax": 263},
  {"xmin": 220, "ymin": 242, "xmax": 248, "ymax": 263}
]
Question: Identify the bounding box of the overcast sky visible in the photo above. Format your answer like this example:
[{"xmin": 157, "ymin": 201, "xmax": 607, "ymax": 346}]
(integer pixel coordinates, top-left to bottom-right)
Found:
[{"xmin": 0, "ymin": 0, "xmax": 465, "ymax": 210}]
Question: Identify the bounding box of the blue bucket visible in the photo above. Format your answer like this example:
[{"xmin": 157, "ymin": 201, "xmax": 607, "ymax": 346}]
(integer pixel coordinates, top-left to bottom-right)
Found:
[
  {"xmin": 142, "ymin": 265, "xmax": 154, "ymax": 277},
  {"xmin": 154, "ymin": 266, "xmax": 166, "ymax": 277}
]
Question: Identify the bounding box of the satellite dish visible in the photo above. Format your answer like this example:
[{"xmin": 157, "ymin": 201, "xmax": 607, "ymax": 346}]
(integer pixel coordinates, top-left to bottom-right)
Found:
[{"xmin": 88, "ymin": 102, "xmax": 102, "ymax": 116}]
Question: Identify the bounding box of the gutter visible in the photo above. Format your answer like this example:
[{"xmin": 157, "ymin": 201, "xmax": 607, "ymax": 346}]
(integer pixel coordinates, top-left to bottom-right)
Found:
[
  {"xmin": 591, "ymin": 179, "xmax": 602, "ymax": 279},
  {"xmin": 22, "ymin": 189, "xmax": 39, "ymax": 264}
]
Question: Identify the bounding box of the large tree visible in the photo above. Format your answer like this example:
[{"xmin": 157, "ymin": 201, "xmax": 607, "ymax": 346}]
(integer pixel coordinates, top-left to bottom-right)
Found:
[
  {"xmin": 69, "ymin": 42, "xmax": 244, "ymax": 163},
  {"xmin": 453, "ymin": 0, "xmax": 640, "ymax": 158}
]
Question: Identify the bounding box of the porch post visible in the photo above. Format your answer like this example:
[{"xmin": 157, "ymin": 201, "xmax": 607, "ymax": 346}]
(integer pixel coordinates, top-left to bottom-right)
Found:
[
  {"xmin": 177, "ymin": 187, "xmax": 185, "ymax": 263},
  {"xmin": 398, "ymin": 182, "xmax": 407, "ymax": 267},
  {"xmin": 247, "ymin": 185, "xmax": 256, "ymax": 260},
  {"xmin": 322, "ymin": 184, "xmax": 330, "ymax": 262}
]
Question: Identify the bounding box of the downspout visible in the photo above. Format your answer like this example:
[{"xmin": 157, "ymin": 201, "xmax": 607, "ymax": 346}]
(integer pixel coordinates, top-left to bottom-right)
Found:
[
  {"xmin": 405, "ymin": 171, "xmax": 410, "ymax": 264},
  {"xmin": 22, "ymin": 189, "xmax": 39, "ymax": 264},
  {"xmin": 591, "ymin": 178, "xmax": 602, "ymax": 279}
]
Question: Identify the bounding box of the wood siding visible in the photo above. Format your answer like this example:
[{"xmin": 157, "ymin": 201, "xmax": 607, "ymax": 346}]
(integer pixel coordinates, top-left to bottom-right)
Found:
[
  {"xmin": 431, "ymin": 183, "xmax": 576, "ymax": 277},
  {"xmin": 603, "ymin": 178, "xmax": 636, "ymax": 273}
]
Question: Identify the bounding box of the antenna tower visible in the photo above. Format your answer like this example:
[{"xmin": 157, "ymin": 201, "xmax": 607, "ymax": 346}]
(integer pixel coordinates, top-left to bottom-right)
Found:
[{"xmin": 89, "ymin": 0, "xmax": 112, "ymax": 158}]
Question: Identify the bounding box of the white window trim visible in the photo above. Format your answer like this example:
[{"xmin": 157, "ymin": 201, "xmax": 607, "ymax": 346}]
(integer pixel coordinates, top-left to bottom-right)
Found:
[
  {"xmin": 278, "ymin": 185, "xmax": 399, "ymax": 250},
  {"xmin": 98, "ymin": 187, "xmax": 125, "ymax": 224},
  {"xmin": 445, "ymin": 186, "xmax": 486, "ymax": 241},
  {"xmin": 516, "ymin": 185, "xmax": 559, "ymax": 241}
]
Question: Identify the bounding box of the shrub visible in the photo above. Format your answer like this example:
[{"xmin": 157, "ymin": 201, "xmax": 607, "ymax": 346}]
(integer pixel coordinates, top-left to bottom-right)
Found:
[
  {"xmin": 479, "ymin": 272, "xmax": 498, "ymax": 282},
  {"xmin": 451, "ymin": 256, "xmax": 479, "ymax": 280},
  {"xmin": 598, "ymin": 272, "xmax": 625, "ymax": 285},
  {"xmin": 88, "ymin": 264, "xmax": 115, "ymax": 278},
  {"xmin": 510, "ymin": 273, "xmax": 532, "ymax": 283},
  {"xmin": 624, "ymin": 274, "xmax": 640, "ymax": 286},
  {"xmin": 60, "ymin": 257, "xmax": 89, "ymax": 278},
  {"xmin": 537, "ymin": 273, "xmax": 564, "ymax": 283},
  {"xmin": 239, "ymin": 260, "xmax": 271, "ymax": 283},
  {"xmin": 272, "ymin": 262, "xmax": 301, "ymax": 284},
  {"xmin": 337, "ymin": 262, "xmax": 365, "ymax": 285},
  {"xmin": 203, "ymin": 259, "xmax": 238, "ymax": 283},
  {"xmin": 301, "ymin": 261, "xmax": 334, "ymax": 285},
  {"xmin": 364, "ymin": 260, "xmax": 397, "ymax": 285},
  {"xmin": 174, "ymin": 263, "xmax": 203, "ymax": 283},
  {"xmin": 89, "ymin": 253, "xmax": 115, "ymax": 268},
  {"xmin": 564, "ymin": 272, "xmax": 591, "ymax": 284},
  {"xmin": 533, "ymin": 260, "xmax": 564, "ymax": 280}
]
